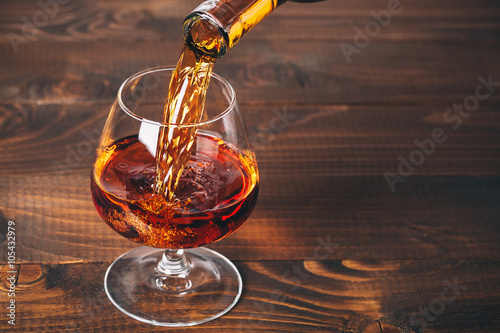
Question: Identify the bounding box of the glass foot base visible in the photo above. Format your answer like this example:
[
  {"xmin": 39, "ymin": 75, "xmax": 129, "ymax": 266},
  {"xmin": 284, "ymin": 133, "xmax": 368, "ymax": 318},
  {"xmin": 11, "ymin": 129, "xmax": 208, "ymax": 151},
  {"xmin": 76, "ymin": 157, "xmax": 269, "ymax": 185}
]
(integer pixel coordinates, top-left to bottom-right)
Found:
[{"xmin": 104, "ymin": 246, "xmax": 242, "ymax": 327}]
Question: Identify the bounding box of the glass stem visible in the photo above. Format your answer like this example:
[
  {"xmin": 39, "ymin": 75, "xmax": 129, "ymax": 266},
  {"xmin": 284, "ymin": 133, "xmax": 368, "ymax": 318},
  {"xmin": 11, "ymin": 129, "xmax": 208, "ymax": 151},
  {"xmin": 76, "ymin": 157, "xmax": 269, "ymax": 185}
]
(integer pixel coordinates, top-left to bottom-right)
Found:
[
  {"xmin": 155, "ymin": 249, "xmax": 193, "ymax": 291},
  {"xmin": 157, "ymin": 249, "xmax": 190, "ymax": 275}
]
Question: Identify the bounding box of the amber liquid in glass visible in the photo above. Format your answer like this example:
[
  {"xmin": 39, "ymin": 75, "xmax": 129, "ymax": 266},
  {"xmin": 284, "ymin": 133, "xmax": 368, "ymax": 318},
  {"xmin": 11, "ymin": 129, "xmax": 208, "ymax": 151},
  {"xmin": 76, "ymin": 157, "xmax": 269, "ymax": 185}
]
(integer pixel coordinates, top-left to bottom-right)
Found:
[{"xmin": 91, "ymin": 134, "xmax": 259, "ymax": 248}]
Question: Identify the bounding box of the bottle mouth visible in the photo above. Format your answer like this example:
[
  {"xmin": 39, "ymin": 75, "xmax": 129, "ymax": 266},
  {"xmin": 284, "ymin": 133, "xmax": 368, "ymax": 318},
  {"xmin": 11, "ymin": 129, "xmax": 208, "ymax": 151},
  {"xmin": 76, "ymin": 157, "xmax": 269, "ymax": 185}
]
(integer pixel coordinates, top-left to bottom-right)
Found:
[{"xmin": 183, "ymin": 12, "xmax": 229, "ymax": 58}]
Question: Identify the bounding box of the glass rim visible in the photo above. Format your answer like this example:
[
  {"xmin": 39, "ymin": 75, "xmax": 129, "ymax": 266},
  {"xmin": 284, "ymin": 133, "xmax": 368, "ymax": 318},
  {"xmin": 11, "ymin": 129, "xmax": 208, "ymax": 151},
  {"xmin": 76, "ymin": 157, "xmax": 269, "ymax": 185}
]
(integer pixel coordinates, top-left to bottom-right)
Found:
[{"xmin": 117, "ymin": 66, "xmax": 236, "ymax": 128}]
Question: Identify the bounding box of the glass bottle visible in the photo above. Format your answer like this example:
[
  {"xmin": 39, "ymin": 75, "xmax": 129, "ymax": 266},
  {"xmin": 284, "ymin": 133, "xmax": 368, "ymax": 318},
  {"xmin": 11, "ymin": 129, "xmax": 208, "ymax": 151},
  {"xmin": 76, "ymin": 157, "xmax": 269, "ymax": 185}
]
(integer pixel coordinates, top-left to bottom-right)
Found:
[{"xmin": 183, "ymin": 0, "xmax": 287, "ymax": 58}]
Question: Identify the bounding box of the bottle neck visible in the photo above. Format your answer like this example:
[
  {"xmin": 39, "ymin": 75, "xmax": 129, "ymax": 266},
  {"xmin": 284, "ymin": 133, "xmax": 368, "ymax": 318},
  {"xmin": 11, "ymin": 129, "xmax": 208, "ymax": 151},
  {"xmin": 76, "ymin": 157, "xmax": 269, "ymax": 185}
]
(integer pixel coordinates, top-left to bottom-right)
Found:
[{"xmin": 183, "ymin": 0, "xmax": 286, "ymax": 58}]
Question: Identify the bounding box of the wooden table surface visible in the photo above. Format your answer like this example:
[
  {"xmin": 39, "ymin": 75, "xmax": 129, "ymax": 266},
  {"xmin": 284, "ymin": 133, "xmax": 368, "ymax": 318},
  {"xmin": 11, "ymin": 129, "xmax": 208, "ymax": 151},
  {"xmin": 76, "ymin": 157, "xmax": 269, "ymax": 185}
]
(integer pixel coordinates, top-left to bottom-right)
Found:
[{"xmin": 1, "ymin": 0, "xmax": 499, "ymax": 332}]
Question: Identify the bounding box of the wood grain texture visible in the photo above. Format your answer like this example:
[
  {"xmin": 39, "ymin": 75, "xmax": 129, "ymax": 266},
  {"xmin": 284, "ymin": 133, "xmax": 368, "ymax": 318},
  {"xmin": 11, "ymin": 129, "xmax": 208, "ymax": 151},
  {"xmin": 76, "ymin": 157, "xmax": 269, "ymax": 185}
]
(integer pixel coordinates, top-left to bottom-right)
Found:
[
  {"xmin": 0, "ymin": 41, "xmax": 499, "ymax": 106},
  {"xmin": 0, "ymin": 102, "xmax": 499, "ymax": 262},
  {"xmin": 0, "ymin": 0, "xmax": 500, "ymax": 106},
  {"xmin": 1, "ymin": 260, "xmax": 499, "ymax": 332},
  {"xmin": 1, "ymin": 0, "xmax": 499, "ymax": 44},
  {"xmin": 0, "ymin": 0, "xmax": 499, "ymax": 331},
  {"xmin": 1, "ymin": 103, "xmax": 499, "ymax": 177},
  {"xmin": 1, "ymin": 171, "xmax": 499, "ymax": 262}
]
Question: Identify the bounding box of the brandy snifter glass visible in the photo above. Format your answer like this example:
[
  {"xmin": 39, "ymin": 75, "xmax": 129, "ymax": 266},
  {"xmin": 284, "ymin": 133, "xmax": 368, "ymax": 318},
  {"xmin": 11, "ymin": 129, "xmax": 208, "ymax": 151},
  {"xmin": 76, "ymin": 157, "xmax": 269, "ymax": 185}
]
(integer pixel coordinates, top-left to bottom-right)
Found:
[{"xmin": 90, "ymin": 66, "xmax": 259, "ymax": 326}]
